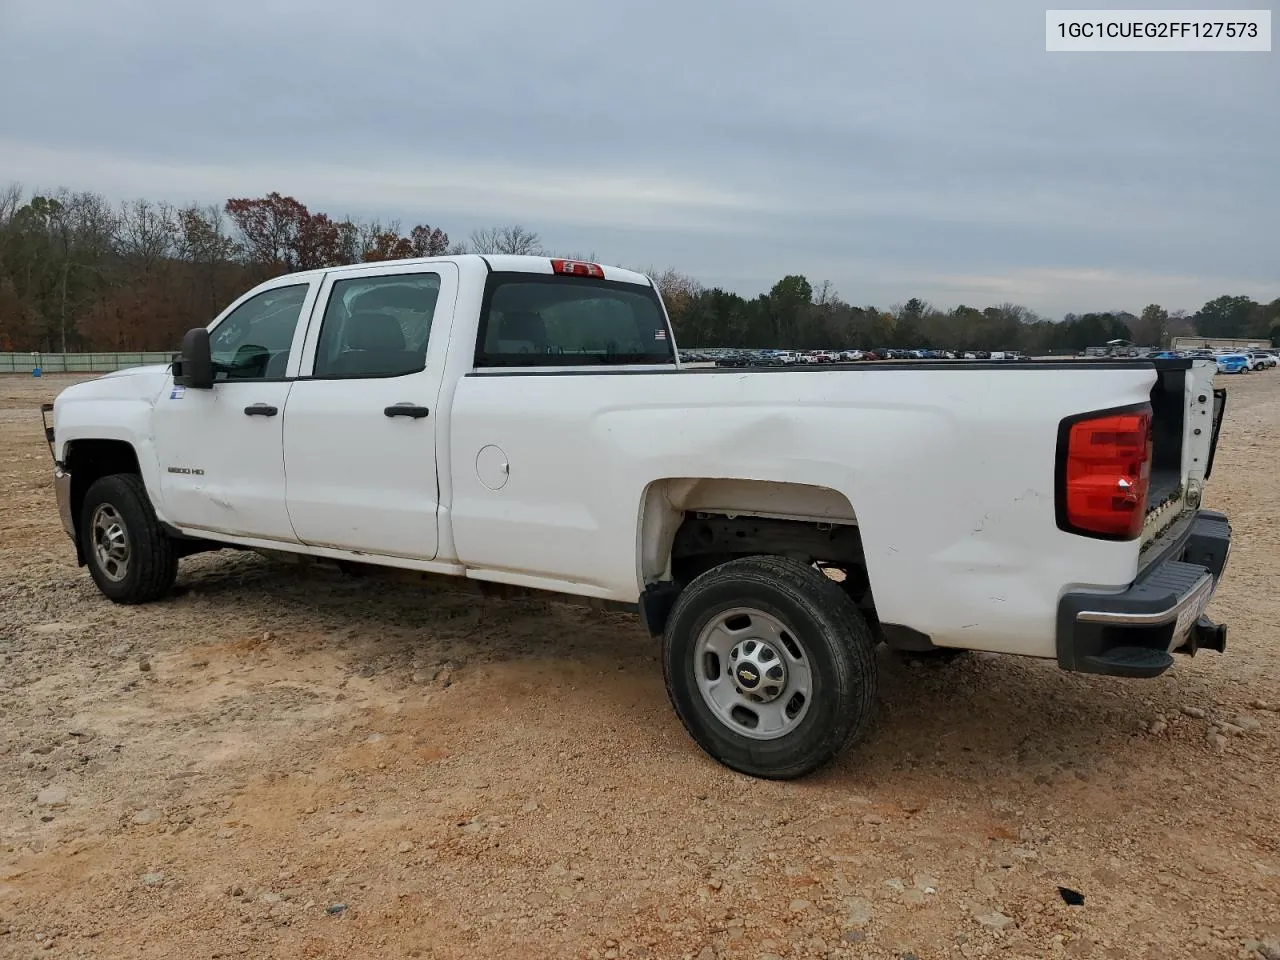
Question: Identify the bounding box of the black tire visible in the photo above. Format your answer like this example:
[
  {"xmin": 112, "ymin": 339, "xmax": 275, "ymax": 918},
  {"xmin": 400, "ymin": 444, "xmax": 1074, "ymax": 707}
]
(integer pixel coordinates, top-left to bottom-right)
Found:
[
  {"xmin": 662, "ymin": 556, "xmax": 878, "ymax": 780},
  {"xmin": 79, "ymin": 474, "xmax": 178, "ymax": 604}
]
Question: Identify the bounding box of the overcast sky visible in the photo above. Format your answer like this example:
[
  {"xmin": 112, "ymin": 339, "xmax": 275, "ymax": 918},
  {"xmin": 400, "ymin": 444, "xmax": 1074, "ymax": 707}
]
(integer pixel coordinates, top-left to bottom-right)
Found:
[{"xmin": 0, "ymin": 0, "xmax": 1275, "ymax": 317}]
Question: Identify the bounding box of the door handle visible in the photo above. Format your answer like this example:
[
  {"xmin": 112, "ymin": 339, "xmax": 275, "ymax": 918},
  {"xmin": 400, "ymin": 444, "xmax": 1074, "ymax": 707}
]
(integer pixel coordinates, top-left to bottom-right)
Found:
[
  {"xmin": 244, "ymin": 403, "xmax": 278, "ymax": 417},
  {"xmin": 384, "ymin": 403, "xmax": 430, "ymax": 419}
]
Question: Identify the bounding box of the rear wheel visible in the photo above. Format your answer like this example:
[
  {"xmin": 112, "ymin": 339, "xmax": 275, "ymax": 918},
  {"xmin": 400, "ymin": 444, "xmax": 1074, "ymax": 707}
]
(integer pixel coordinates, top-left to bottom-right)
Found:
[
  {"xmin": 662, "ymin": 556, "xmax": 877, "ymax": 779},
  {"xmin": 79, "ymin": 474, "xmax": 178, "ymax": 604}
]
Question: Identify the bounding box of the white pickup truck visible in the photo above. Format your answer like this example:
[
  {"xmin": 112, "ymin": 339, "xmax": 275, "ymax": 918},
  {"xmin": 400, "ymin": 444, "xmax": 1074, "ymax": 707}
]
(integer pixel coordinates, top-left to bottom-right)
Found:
[{"xmin": 43, "ymin": 255, "xmax": 1233, "ymax": 779}]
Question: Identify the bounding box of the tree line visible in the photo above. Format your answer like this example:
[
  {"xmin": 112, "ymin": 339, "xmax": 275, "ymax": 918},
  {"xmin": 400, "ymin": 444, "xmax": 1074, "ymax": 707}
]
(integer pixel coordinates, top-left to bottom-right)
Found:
[
  {"xmin": 663, "ymin": 279, "xmax": 1278, "ymax": 353},
  {"xmin": 0, "ymin": 184, "xmax": 1275, "ymax": 354}
]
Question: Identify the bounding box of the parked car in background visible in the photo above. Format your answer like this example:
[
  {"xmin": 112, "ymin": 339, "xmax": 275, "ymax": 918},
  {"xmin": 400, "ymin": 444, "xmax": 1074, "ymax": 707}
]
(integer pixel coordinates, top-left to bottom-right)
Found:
[
  {"xmin": 1247, "ymin": 351, "xmax": 1275, "ymax": 369},
  {"xmin": 1215, "ymin": 353, "xmax": 1249, "ymax": 375}
]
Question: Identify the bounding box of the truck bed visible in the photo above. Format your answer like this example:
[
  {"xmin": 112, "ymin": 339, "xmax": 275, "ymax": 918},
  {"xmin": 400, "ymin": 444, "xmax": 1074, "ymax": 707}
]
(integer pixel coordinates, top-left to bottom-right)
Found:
[{"xmin": 679, "ymin": 356, "xmax": 1215, "ymax": 530}]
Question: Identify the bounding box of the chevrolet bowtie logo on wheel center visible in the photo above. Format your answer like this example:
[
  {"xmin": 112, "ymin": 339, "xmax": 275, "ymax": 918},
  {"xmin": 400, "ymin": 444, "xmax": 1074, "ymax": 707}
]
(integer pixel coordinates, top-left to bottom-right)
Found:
[{"xmin": 735, "ymin": 664, "xmax": 760, "ymax": 688}]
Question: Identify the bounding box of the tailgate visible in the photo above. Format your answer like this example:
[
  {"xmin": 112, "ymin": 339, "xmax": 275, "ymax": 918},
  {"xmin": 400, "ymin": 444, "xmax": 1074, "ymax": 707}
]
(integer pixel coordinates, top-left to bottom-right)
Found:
[
  {"xmin": 1203, "ymin": 385, "xmax": 1227, "ymax": 481},
  {"xmin": 1141, "ymin": 358, "xmax": 1222, "ymax": 546}
]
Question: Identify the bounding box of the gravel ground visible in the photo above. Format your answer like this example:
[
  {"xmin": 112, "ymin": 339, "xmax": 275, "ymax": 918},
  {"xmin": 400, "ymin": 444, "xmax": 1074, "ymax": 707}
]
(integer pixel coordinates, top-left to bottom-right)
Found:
[{"xmin": 1, "ymin": 371, "xmax": 1278, "ymax": 960}]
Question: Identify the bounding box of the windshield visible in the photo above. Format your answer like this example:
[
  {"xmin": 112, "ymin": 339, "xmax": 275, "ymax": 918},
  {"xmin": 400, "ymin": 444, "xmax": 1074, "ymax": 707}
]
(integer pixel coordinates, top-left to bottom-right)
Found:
[{"xmin": 475, "ymin": 272, "xmax": 675, "ymax": 367}]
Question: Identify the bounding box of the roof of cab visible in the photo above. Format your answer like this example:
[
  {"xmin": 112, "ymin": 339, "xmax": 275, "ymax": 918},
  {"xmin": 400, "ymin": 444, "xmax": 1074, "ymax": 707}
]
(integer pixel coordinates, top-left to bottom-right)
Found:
[
  {"xmin": 267, "ymin": 254, "xmax": 653, "ymax": 287},
  {"xmin": 475, "ymin": 255, "xmax": 652, "ymax": 286}
]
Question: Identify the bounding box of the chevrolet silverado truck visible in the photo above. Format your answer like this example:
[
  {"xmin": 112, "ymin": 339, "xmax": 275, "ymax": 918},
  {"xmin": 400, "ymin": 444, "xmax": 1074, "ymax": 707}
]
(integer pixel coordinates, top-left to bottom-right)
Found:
[{"xmin": 42, "ymin": 255, "xmax": 1232, "ymax": 779}]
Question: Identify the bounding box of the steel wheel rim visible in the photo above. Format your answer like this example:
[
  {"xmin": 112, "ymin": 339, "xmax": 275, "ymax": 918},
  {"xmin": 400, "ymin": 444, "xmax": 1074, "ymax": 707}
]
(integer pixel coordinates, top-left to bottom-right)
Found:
[
  {"xmin": 693, "ymin": 606, "xmax": 813, "ymax": 741},
  {"xmin": 91, "ymin": 503, "xmax": 130, "ymax": 582}
]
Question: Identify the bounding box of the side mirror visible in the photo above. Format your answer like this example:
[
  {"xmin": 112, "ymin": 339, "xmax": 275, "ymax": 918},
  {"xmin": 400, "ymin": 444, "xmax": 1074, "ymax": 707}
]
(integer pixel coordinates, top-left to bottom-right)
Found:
[{"xmin": 173, "ymin": 327, "xmax": 214, "ymax": 389}]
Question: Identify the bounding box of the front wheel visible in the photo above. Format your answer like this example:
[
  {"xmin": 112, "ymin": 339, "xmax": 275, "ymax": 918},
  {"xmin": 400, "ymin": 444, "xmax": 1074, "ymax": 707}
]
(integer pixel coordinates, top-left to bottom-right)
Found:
[
  {"xmin": 79, "ymin": 474, "xmax": 178, "ymax": 604},
  {"xmin": 662, "ymin": 556, "xmax": 878, "ymax": 779}
]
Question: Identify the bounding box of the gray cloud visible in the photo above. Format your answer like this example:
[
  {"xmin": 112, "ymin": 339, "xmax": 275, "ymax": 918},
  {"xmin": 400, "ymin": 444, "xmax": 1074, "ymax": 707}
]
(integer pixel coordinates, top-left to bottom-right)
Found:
[{"xmin": 0, "ymin": 0, "xmax": 1275, "ymax": 315}]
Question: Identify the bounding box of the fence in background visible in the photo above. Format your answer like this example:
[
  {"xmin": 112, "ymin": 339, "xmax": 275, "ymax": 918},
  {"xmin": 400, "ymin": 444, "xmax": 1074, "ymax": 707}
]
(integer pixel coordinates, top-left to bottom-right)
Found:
[{"xmin": 0, "ymin": 352, "xmax": 172, "ymax": 374}]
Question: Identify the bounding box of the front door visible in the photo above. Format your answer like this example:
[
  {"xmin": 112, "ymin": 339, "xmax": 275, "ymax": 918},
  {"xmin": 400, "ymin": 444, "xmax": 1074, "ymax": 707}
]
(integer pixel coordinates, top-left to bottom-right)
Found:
[
  {"xmin": 151, "ymin": 279, "xmax": 318, "ymax": 542},
  {"xmin": 282, "ymin": 262, "xmax": 458, "ymax": 560}
]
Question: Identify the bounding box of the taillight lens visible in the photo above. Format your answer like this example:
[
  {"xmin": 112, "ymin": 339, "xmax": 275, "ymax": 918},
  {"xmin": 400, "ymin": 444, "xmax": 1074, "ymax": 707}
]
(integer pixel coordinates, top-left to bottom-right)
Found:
[
  {"xmin": 1059, "ymin": 406, "xmax": 1152, "ymax": 539},
  {"xmin": 550, "ymin": 258, "xmax": 605, "ymax": 278}
]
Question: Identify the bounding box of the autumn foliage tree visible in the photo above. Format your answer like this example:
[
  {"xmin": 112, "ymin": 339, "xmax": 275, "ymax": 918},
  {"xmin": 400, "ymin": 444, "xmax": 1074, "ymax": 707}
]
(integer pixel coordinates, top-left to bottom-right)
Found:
[
  {"xmin": 224, "ymin": 193, "xmax": 343, "ymax": 271},
  {"xmin": 409, "ymin": 224, "xmax": 451, "ymax": 258},
  {"xmin": 223, "ymin": 193, "xmax": 456, "ymax": 273}
]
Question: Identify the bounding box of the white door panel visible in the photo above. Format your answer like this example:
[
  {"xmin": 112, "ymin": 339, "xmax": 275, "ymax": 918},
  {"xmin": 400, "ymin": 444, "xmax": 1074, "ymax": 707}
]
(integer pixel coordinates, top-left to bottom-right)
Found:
[
  {"xmin": 282, "ymin": 378, "xmax": 439, "ymax": 557},
  {"xmin": 152, "ymin": 279, "xmax": 318, "ymax": 542},
  {"xmin": 283, "ymin": 262, "xmax": 457, "ymax": 560},
  {"xmin": 152, "ymin": 381, "xmax": 297, "ymax": 540}
]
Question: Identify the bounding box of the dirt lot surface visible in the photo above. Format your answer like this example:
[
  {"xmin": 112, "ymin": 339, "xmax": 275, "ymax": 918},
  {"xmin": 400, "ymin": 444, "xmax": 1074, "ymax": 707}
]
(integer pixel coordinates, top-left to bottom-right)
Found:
[{"xmin": 2, "ymin": 372, "xmax": 1278, "ymax": 960}]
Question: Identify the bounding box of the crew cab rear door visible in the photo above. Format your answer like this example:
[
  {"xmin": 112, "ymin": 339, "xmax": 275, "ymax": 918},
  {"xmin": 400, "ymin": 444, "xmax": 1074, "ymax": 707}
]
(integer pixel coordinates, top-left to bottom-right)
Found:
[{"xmin": 281, "ymin": 261, "xmax": 458, "ymax": 560}]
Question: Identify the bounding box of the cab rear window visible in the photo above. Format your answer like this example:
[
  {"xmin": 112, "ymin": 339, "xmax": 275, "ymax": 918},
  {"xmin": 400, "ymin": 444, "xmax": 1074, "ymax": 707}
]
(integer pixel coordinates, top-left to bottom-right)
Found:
[{"xmin": 475, "ymin": 272, "xmax": 675, "ymax": 367}]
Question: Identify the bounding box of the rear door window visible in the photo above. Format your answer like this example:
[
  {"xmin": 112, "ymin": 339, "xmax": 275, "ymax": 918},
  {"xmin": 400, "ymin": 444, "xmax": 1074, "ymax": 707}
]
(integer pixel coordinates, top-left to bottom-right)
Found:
[
  {"xmin": 312, "ymin": 273, "xmax": 441, "ymax": 378},
  {"xmin": 476, "ymin": 273, "xmax": 674, "ymax": 367}
]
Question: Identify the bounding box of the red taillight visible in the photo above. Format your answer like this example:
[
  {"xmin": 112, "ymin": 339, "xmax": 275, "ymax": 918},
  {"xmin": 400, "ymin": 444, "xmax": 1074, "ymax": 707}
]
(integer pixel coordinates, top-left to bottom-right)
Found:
[
  {"xmin": 1059, "ymin": 406, "xmax": 1152, "ymax": 539},
  {"xmin": 550, "ymin": 258, "xmax": 604, "ymax": 278}
]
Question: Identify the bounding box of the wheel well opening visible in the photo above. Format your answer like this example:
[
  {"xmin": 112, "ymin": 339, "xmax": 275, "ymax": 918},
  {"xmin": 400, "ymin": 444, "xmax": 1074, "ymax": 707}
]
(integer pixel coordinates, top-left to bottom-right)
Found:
[
  {"xmin": 65, "ymin": 440, "xmax": 141, "ymax": 547},
  {"xmin": 669, "ymin": 512, "xmax": 876, "ymax": 615}
]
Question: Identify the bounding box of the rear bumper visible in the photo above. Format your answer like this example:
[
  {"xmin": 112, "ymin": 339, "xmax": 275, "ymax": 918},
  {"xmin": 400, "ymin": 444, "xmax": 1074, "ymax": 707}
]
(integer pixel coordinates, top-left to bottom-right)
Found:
[{"xmin": 1056, "ymin": 509, "xmax": 1231, "ymax": 678}]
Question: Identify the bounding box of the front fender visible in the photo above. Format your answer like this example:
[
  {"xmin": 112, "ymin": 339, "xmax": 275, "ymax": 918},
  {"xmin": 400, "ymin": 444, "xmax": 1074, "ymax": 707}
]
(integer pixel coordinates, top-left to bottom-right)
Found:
[{"xmin": 52, "ymin": 373, "xmax": 170, "ymax": 520}]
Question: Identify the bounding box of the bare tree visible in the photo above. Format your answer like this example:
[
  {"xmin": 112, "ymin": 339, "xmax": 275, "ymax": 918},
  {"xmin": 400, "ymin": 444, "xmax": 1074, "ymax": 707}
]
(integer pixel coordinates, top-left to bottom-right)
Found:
[
  {"xmin": 176, "ymin": 204, "xmax": 239, "ymax": 316},
  {"xmin": 993, "ymin": 302, "xmax": 1045, "ymax": 325},
  {"xmin": 468, "ymin": 224, "xmax": 544, "ymax": 256},
  {"xmin": 41, "ymin": 190, "xmax": 118, "ymax": 351},
  {"xmin": 813, "ymin": 279, "xmax": 837, "ymax": 307},
  {"xmin": 0, "ymin": 183, "xmax": 23, "ymax": 228},
  {"xmin": 348, "ymin": 218, "xmax": 395, "ymax": 261},
  {"xmin": 118, "ymin": 199, "xmax": 177, "ymax": 268}
]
